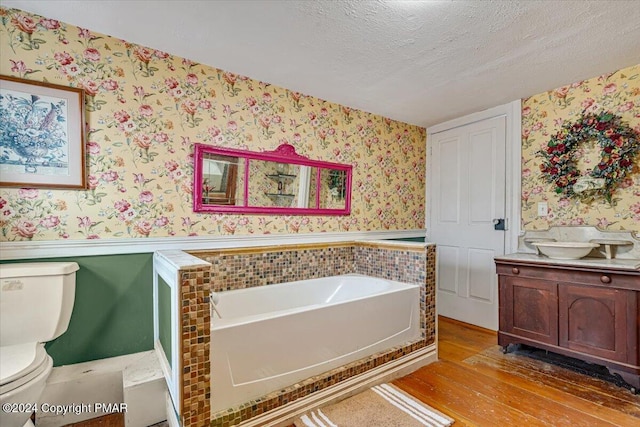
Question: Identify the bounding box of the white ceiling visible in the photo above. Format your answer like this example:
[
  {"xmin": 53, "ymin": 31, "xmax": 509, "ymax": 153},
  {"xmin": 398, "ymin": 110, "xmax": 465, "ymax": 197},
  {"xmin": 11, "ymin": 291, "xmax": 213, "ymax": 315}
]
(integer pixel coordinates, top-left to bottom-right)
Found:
[{"xmin": 4, "ymin": 0, "xmax": 640, "ymax": 128}]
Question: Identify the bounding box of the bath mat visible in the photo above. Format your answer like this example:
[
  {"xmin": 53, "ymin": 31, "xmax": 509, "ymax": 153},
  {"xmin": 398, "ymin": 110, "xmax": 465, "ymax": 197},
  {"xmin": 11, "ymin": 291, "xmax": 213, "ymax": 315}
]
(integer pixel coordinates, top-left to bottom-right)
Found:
[{"xmin": 294, "ymin": 383, "xmax": 454, "ymax": 426}]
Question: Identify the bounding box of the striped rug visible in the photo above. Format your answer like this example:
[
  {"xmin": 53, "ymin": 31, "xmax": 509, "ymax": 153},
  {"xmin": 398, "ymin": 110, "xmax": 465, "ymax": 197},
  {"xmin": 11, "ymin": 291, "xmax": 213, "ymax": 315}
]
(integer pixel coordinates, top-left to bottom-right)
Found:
[{"xmin": 294, "ymin": 383, "xmax": 454, "ymax": 427}]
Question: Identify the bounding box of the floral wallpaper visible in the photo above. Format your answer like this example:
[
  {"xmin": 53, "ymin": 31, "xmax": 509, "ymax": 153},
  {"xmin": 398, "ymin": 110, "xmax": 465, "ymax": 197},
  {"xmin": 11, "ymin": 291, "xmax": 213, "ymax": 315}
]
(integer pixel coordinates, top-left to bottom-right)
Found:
[
  {"xmin": 0, "ymin": 8, "xmax": 426, "ymax": 241},
  {"xmin": 521, "ymin": 63, "xmax": 640, "ymax": 232}
]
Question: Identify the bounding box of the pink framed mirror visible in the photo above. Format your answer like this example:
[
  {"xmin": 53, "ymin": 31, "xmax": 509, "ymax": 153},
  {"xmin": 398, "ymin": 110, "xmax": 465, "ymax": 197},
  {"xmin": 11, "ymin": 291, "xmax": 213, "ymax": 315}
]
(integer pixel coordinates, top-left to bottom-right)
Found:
[{"xmin": 193, "ymin": 143, "xmax": 352, "ymax": 215}]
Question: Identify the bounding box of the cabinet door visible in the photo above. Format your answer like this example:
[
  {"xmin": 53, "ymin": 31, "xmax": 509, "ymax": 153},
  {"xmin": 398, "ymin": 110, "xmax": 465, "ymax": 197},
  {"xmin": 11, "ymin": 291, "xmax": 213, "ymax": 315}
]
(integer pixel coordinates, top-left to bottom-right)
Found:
[
  {"xmin": 500, "ymin": 276, "xmax": 558, "ymax": 345},
  {"xmin": 559, "ymin": 284, "xmax": 633, "ymax": 363}
]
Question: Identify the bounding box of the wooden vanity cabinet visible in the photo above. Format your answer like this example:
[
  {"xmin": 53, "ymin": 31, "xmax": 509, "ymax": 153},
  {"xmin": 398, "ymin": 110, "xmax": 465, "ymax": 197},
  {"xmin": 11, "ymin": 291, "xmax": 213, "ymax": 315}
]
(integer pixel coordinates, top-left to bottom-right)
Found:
[{"xmin": 496, "ymin": 260, "xmax": 640, "ymax": 390}]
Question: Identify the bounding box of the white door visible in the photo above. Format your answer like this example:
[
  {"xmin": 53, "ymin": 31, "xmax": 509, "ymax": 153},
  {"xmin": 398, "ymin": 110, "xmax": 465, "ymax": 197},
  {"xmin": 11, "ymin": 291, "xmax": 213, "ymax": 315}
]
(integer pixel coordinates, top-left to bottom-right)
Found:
[{"xmin": 429, "ymin": 116, "xmax": 506, "ymax": 330}]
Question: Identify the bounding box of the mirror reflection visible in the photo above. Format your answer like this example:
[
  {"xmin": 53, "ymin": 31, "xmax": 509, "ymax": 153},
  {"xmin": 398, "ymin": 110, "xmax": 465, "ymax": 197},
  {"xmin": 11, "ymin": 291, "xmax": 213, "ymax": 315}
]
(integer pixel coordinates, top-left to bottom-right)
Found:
[
  {"xmin": 201, "ymin": 153, "xmax": 244, "ymax": 206},
  {"xmin": 193, "ymin": 143, "xmax": 351, "ymax": 215}
]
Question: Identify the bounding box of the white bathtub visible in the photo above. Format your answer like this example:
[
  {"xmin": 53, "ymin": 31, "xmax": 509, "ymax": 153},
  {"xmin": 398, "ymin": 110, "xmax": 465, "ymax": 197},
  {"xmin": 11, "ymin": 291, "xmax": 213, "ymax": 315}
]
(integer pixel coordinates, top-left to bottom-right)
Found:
[{"xmin": 210, "ymin": 273, "xmax": 421, "ymax": 413}]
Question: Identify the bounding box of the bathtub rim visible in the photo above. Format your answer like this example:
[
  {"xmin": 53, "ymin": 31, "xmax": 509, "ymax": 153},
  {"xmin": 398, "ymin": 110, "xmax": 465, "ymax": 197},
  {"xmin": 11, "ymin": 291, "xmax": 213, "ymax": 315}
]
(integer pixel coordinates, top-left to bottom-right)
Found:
[{"xmin": 210, "ymin": 273, "xmax": 420, "ymax": 330}]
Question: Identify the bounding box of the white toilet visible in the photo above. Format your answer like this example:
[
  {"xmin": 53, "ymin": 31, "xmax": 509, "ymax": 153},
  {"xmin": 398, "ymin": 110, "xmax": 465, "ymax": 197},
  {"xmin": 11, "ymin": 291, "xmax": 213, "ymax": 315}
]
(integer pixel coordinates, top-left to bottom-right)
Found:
[{"xmin": 0, "ymin": 262, "xmax": 79, "ymax": 427}]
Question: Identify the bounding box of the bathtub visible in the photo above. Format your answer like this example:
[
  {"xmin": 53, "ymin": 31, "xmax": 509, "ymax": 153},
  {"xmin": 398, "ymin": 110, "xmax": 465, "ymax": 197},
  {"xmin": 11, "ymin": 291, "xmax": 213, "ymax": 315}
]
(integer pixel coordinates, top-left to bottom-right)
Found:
[{"xmin": 210, "ymin": 273, "xmax": 421, "ymax": 413}]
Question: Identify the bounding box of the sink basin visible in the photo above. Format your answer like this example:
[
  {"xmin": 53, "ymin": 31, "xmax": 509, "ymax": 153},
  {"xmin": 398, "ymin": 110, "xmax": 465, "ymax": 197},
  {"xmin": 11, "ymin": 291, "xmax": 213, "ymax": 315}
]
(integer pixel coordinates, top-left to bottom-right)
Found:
[{"xmin": 531, "ymin": 241, "xmax": 600, "ymax": 260}]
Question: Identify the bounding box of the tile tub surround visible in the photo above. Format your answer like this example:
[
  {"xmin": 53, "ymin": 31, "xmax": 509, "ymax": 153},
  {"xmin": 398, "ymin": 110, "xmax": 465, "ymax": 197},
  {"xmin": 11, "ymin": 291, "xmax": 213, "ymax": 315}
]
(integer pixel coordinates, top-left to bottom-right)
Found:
[{"xmin": 170, "ymin": 241, "xmax": 435, "ymax": 427}]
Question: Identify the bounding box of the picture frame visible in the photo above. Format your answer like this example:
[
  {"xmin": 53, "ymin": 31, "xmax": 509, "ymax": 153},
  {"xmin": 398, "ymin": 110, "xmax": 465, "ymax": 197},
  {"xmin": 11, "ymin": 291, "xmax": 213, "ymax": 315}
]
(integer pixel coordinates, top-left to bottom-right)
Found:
[{"xmin": 0, "ymin": 75, "xmax": 86, "ymax": 189}]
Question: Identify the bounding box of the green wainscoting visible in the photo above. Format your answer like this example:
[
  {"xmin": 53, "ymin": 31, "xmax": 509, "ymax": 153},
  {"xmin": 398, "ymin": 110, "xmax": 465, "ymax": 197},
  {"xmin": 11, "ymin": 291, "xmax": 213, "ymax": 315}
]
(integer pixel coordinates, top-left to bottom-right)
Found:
[
  {"xmin": 1, "ymin": 253, "xmax": 154, "ymax": 366},
  {"xmin": 390, "ymin": 236, "xmax": 426, "ymax": 242},
  {"xmin": 158, "ymin": 275, "xmax": 173, "ymax": 369}
]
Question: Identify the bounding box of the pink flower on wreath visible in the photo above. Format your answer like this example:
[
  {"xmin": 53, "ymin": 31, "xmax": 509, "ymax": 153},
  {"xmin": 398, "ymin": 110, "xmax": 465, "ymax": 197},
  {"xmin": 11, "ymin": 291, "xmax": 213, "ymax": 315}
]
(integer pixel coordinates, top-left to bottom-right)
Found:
[
  {"xmin": 139, "ymin": 191, "xmax": 154, "ymax": 203},
  {"xmin": 13, "ymin": 220, "xmax": 38, "ymax": 239},
  {"xmin": 18, "ymin": 188, "xmax": 39, "ymax": 199},
  {"xmin": 83, "ymin": 47, "xmax": 101, "ymax": 62},
  {"xmin": 40, "ymin": 215, "xmax": 60, "ymax": 229},
  {"xmin": 54, "ymin": 51, "xmax": 74, "ymax": 66}
]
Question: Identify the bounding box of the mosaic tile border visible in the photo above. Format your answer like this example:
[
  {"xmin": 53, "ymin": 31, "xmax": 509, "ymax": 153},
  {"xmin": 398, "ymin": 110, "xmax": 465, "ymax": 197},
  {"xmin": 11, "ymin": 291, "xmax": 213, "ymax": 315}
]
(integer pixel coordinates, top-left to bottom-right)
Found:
[
  {"xmin": 178, "ymin": 241, "xmax": 435, "ymax": 427},
  {"xmin": 178, "ymin": 265, "xmax": 212, "ymax": 427}
]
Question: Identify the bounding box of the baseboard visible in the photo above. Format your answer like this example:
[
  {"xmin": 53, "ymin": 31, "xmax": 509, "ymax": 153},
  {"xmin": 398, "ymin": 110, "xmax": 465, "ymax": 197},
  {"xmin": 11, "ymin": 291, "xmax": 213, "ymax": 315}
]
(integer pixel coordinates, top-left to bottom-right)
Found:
[{"xmin": 237, "ymin": 343, "xmax": 437, "ymax": 427}]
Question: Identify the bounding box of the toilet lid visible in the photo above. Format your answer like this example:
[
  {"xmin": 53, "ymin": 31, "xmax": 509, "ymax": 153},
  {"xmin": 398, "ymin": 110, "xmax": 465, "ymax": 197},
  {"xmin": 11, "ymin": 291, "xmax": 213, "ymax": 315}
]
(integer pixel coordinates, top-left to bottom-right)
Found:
[{"xmin": 0, "ymin": 342, "xmax": 47, "ymax": 386}]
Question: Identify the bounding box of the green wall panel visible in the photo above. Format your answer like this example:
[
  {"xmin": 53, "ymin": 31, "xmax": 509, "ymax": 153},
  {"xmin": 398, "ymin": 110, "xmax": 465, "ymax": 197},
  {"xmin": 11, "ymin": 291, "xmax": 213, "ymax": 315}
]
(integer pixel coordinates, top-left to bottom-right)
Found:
[
  {"xmin": 390, "ymin": 237, "xmax": 426, "ymax": 242},
  {"xmin": 2, "ymin": 253, "xmax": 154, "ymax": 366},
  {"xmin": 158, "ymin": 275, "xmax": 172, "ymax": 369}
]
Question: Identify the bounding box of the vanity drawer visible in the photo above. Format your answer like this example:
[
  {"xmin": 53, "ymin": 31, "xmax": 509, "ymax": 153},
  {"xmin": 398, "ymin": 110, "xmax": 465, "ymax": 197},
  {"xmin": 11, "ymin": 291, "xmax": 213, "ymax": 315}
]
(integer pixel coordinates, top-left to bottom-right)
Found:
[{"xmin": 496, "ymin": 263, "xmax": 640, "ymax": 290}]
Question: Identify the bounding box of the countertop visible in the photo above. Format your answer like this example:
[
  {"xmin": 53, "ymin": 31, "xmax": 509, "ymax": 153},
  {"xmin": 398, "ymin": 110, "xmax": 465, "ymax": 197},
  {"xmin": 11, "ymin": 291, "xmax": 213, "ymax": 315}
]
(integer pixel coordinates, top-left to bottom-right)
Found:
[{"xmin": 495, "ymin": 252, "xmax": 640, "ymax": 272}]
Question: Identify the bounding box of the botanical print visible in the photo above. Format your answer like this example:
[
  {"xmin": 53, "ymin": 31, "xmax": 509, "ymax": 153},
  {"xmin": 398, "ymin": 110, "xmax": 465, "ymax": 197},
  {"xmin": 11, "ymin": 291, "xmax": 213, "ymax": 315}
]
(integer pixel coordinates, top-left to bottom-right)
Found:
[
  {"xmin": 521, "ymin": 64, "xmax": 640, "ymax": 232},
  {"xmin": 0, "ymin": 7, "xmax": 426, "ymax": 241},
  {"xmin": 0, "ymin": 86, "xmax": 70, "ymax": 176}
]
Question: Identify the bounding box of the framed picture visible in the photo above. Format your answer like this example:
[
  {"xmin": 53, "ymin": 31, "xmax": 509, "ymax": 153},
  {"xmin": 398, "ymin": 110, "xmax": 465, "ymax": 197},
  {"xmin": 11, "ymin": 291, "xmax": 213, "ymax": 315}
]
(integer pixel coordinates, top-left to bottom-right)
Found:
[{"xmin": 0, "ymin": 75, "xmax": 86, "ymax": 189}]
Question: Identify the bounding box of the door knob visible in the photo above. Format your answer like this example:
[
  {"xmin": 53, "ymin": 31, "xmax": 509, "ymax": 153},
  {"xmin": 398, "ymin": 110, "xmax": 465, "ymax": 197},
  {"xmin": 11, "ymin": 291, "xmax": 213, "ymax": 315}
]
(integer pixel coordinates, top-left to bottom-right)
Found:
[{"xmin": 493, "ymin": 218, "xmax": 507, "ymax": 231}]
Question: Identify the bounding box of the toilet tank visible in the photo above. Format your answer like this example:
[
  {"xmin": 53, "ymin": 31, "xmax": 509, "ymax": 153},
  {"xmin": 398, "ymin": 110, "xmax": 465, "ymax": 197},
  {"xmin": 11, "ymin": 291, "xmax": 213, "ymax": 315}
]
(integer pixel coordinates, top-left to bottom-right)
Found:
[{"xmin": 0, "ymin": 262, "xmax": 79, "ymax": 347}]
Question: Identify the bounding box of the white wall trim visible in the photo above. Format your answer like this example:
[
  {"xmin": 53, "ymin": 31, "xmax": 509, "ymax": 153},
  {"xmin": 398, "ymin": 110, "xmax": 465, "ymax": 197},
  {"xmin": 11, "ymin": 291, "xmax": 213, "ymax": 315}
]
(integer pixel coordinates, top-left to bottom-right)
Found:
[
  {"xmin": 0, "ymin": 229, "xmax": 426, "ymax": 260},
  {"xmin": 425, "ymin": 100, "xmax": 521, "ymax": 253}
]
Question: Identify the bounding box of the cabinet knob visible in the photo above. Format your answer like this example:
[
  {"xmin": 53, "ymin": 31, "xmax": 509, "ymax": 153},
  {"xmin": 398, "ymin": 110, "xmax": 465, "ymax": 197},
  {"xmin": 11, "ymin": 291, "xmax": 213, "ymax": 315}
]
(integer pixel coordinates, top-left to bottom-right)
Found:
[
  {"xmin": 600, "ymin": 275, "xmax": 611, "ymax": 284},
  {"xmin": 511, "ymin": 267, "xmax": 520, "ymax": 275}
]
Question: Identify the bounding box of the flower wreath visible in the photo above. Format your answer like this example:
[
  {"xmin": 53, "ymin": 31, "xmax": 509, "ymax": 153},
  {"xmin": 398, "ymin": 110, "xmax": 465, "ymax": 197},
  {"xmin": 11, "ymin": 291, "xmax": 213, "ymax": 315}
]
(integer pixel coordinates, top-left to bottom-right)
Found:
[{"xmin": 538, "ymin": 110, "xmax": 640, "ymax": 204}]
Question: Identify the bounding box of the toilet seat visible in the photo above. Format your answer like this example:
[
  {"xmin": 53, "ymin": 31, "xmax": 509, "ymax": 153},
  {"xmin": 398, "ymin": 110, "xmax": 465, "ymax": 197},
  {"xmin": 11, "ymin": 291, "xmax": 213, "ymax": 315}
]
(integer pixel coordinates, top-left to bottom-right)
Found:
[{"xmin": 0, "ymin": 343, "xmax": 49, "ymax": 393}]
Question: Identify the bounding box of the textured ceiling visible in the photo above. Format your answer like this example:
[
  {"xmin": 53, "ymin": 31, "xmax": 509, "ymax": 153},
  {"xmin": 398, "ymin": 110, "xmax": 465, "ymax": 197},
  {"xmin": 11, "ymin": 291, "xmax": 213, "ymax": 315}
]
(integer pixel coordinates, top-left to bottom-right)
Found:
[{"xmin": 4, "ymin": 0, "xmax": 640, "ymax": 128}]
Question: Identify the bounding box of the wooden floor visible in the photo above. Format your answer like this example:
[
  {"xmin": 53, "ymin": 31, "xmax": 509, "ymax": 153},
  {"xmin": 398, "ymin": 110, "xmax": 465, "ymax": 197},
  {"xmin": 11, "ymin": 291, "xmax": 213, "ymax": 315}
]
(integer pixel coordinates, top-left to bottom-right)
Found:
[
  {"xmin": 393, "ymin": 316, "xmax": 640, "ymax": 426},
  {"xmin": 62, "ymin": 316, "xmax": 640, "ymax": 427}
]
